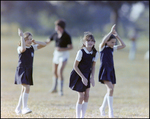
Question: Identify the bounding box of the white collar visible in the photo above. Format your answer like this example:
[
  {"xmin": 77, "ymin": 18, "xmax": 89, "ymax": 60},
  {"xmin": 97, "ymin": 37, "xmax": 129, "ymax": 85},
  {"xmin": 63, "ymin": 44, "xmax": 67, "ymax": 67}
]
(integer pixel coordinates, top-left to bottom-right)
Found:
[
  {"xmin": 83, "ymin": 47, "xmax": 93, "ymax": 54},
  {"xmin": 26, "ymin": 45, "xmax": 32, "ymax": 48}
]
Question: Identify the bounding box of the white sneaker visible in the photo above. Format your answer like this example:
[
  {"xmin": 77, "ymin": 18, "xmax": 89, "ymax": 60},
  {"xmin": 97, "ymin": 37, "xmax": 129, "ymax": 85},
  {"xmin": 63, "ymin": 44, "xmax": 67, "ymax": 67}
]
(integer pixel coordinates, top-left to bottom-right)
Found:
[
  {"xmin": 15, "ymin": 109, "xmax": 22, "ymax": 115},
  {"xmin": 99, "ymin": 106, "xmax": 106, "ymax": 116},
  {"xmin": 22, "ymin": 107, "xmax": 32, "ymax": 114}
]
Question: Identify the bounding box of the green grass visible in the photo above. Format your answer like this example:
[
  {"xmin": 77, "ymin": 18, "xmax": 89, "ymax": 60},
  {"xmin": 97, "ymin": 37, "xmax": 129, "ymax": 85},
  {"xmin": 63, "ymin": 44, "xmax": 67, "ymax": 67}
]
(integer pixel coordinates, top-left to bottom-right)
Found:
[{"xmin": 1, "ymin": 35, "xmax": 149, "ymax": 118}]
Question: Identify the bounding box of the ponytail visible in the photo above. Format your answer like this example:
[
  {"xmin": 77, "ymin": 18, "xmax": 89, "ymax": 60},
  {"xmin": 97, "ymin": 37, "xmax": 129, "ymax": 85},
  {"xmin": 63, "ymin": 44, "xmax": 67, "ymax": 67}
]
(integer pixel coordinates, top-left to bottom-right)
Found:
[{"xmin": 92, "ymin": 46, "xmax": 97, "ymax": 57}]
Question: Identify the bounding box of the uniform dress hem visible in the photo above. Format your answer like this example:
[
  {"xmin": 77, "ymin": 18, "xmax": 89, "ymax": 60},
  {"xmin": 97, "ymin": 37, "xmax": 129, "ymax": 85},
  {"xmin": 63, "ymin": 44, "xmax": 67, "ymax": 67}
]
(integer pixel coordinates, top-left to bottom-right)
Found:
[{"xmin": 99, "ymin": 79, "xmax": 116, "ymax": 84}]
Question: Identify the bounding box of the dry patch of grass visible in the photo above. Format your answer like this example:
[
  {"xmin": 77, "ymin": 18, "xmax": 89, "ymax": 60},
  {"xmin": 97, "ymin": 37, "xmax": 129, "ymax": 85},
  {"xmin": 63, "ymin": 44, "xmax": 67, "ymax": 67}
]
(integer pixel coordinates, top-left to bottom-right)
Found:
[{"xmin": 1, "ymin": 35, "xmax": 149, "ymax": 118}]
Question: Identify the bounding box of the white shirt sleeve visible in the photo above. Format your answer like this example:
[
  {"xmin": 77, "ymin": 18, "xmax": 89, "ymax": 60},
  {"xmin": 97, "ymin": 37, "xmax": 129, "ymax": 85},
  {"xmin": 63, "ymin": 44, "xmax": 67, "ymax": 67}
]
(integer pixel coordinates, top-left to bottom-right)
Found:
[
  {"xmin": 17, "ymin": 45, "xmax": 38, "ymax": 54},
  {"xmin": 113, "ymin": 45, "xmax": 117, "ymax": 51},
  {"xmin": 75, "ymin": 50, "xmax": 83, "ymax": 62},
  {"xmin": 93, "ymin": 52, "xmax": 99, "ymax": 62},
  {"xmin": 17, "ymin": 46, "xmax": 21, "ymax": 54},
  {"xmin": 32, "ymin": 44, "xmax": 38, "ymax": 51}
]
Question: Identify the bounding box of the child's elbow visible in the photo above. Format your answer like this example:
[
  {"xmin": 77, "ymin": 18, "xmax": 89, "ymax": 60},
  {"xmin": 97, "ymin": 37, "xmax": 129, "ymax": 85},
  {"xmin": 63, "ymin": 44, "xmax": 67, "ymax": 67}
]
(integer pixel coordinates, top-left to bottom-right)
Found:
[
  {"xmin": 73, "ymin": 65, "xmax": 76, "ymax": 70},
  {"xmin": 73, "ymin": 65, "xmax": 78, "ymax": 71},
  {"xmin": 123, "ymin": 44, "xmax": 126, "ymax": 48}
]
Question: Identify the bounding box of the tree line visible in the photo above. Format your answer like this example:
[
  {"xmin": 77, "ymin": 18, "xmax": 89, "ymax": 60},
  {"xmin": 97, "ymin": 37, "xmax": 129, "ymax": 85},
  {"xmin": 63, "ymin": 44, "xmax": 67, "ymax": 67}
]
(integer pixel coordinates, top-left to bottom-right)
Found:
[{"xmin": 1, "ymin": 1, "xmax": 149, "ymax": 38}]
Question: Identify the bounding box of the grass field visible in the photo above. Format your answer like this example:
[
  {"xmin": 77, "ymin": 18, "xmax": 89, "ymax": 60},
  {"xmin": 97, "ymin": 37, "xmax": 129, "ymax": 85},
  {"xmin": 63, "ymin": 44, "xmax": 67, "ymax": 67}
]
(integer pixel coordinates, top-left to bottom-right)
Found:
[{"xmin": 1, "ymin": 35, "xmax": 149, "ymax": 118}]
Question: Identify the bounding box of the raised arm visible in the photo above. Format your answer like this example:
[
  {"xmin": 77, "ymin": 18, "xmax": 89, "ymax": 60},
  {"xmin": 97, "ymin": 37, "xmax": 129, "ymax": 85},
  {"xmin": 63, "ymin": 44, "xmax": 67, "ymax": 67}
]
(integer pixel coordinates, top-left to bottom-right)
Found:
[
  {"xmin": 113, "ymin": 29, "xmax": 126, "ymax": 50},
  {"xmin": 100, "ymin": 24, "xmax": 116, "ymax": 49},
  {"xmin": 115, "ymin": 35, "xmax": 126, "ymax": 50},
  {"xmin": 32, "ymin": 39, "xmax": 47, "ymax": 49},
  {"xmin": 18, "ymin": 28, "xmax": 26, "ymax": 53}
]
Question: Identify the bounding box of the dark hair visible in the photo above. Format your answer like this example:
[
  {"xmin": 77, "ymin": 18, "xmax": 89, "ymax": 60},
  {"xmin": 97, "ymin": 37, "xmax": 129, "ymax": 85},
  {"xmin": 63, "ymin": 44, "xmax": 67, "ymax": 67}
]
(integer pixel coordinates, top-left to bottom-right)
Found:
[
  {"xmin": 92, "ymin": 46, "xmax": 97, "ymax": 57},
  {"xmin": 55, "ymin": 19, "xmax": 66, "ymax": 29},
  {"xmin": 105, "ymin": 34, "xmax": 116, "ymax": 46},
  {"xmin": 108, "ymin": 34, "xmax": 116, "ymax": 42}
]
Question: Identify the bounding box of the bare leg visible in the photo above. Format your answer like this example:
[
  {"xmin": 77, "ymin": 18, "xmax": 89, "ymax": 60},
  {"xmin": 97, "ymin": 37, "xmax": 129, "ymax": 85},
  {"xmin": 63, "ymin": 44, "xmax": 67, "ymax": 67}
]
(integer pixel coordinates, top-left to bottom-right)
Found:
[
  {"xmin": 57, "ymin": 61, "xmax": 67, "ymax": 96},
  {"xmin": 50, "ymin": 63, "xmax": 58, "ymax": 93},
  {"xmin": 104, "ymin": 81, "xmax": 114, "ymax": 96}
]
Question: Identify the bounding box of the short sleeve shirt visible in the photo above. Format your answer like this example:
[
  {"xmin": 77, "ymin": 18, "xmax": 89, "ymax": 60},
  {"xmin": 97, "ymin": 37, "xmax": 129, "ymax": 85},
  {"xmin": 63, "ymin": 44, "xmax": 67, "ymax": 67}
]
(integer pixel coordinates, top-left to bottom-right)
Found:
[
  {"xmin": 17, "ymin": 44, "xmax": 38, "ymax": 54},
  {"xmin": 50, "ymin": 31, "xmax": 72, "ymax": 48},
  {"xmin": 75, "ymin": 47, "xmax": 99, "ymax": 62},
  {"xmin": 99, "ymin": 43, "xmax": 117, "ymax": 52}
]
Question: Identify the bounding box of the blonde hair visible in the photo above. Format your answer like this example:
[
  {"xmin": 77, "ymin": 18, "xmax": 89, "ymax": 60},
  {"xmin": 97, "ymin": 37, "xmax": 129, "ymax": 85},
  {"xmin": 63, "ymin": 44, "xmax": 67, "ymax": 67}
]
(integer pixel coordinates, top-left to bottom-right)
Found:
[
  {"xmin": 81, "ymin": 31, "xmax": 97, "ymax": 57},
  {"xmin": 18, "ymin": 32, "xmax": 32, "ymax": 46},
  {"xmin": 82, "ymin": 31, "xmax": 95, "ymax": 47}
]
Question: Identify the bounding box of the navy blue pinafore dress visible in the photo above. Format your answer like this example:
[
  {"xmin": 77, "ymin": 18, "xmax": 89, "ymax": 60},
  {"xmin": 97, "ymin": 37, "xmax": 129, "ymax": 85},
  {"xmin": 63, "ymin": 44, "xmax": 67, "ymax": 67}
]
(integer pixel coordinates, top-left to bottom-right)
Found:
[
  {"xmin": 98, "ymin": 45, "xmax": 116, "ymax": 84},
  {"xmin": 14, "ymin": 46, "xmax": 34, "ymax": 85},
  {"xmin": 69, "ymin": 49, "xmax": 94, "ymax": 92}
]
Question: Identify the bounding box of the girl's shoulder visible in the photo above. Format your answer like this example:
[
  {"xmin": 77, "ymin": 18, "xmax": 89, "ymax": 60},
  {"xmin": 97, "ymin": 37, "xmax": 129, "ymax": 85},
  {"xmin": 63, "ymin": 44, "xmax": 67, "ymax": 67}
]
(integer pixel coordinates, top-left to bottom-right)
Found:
[
  {"xmin": 75, "ymin": 49, "xmax": 83, "ymax": 62},
  {"xmin": 99, "ymin": 43, "xmax": 105, "ymax": 52},
  {"xmin": 77, "ymin": 49, "xmax": 83, "ymax": 55}
]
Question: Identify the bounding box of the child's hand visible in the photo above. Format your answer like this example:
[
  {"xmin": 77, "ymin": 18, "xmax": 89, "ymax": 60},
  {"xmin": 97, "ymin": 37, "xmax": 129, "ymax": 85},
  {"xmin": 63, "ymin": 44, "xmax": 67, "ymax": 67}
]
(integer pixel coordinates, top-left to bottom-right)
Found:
[
  {"xmin": 32, "ymin": 39, "xmax": 36, "ymax": 44},
  {"xmin": 112, "ymin": 30, "xmax": 118, "ymax": 37},
  {"xmin": 46, "ymin": 39, "xmax": 50, "ymax": 42},
  {"xmin": 110, "ymin": 24, "xmax": 116, "ymax": 34},
  {"xmin": 55, "ymin": 47, "xmax": 61, "ymax": 51},
  {"xmin": 18, "ymin": 28, "xmax": 23, "ymax": 37},
  {"xmin": 90, "ymin": 78, "xmax": 95, "ymax": 87},
  {"xmin": 82, "ymin": 77, "xmax": 88, "ymax": 86}
]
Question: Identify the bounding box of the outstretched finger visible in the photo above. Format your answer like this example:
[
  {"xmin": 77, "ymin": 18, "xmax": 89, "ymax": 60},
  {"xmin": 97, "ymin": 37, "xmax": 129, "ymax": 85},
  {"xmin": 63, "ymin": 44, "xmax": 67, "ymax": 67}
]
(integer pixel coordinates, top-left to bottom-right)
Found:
[
  {"xmin": 18, "ymin": 28, "xmax": 20, "ymax": 36},
  {"xmin": 18, "ymin": 28, "xmax": 23, "ymax": 36},
  {"xmin": 112, "ymin": 24, "xmax": 116, "ymax": 29}
]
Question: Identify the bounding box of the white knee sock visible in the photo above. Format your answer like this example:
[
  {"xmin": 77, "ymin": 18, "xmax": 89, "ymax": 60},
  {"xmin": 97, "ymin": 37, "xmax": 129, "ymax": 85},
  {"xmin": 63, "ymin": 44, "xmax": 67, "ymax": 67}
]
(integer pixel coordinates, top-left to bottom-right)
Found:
[
  {"xmin": 100, "ymin": 93, "xmax": 108, "ymax": 116},
  {"xmin": 22, "ymin": 93, "xmax": 29, "ymax": 109},
  {"xmin": 76, "ymin": 103, "xmax": 82, "ymax": 118},
  {"xmin": 107, "ymin": 96, "xmax": 114, "ymax": 117},
  {"xmin": 16, "ymin": 95, "xmax": 22, "ymax": 110},
  {"xmin": 101, "ymin": 93, "xmax": 108, "ymax": 109},
  {"xmin": 81, "ymin": 102, "xmax": 88, "ymax": 118}
]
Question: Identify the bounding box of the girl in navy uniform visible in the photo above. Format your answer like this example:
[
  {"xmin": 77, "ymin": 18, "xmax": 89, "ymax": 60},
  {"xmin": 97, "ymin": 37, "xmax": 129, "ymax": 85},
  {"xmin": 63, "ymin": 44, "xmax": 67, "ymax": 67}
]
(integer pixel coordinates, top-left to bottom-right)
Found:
[
  {"xmin": 98, "ymin": 24, "xmax": 126, "ymax": 118},
  {"xmin": 45, "ymin": 19, "xmax": 73, "ymax": 96},
  {"xmin": 14, "ymin": 28, "xmax": 46, "ymax": 115},
  {"xmin": 69, "ymin": 32, "xmax": 99, "ymax": 118}
]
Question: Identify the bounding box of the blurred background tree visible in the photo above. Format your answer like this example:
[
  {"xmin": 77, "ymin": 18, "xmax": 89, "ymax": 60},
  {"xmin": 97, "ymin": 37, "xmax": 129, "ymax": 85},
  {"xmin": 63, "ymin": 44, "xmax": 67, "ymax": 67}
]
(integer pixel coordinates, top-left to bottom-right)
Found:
[{"xmin": 1, "ymin": 1, "xmax": 149, "ymax": 39}]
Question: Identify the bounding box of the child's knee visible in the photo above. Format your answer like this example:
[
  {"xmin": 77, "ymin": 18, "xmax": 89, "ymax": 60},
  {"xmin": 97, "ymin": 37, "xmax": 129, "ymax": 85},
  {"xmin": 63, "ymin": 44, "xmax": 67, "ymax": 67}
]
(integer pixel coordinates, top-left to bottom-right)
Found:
[
  {"xmin": 53, "ymin": 70, "xmax": 58, "ymax": 77},
  {"xmin": 85, "ymin": 94, "xmax": 89, "ymax": 100},
  {"xmin": 78, "ymin": 94, "xmax": 84, "ymax": 102},
  {"xmin": 107, "ymin": 87, "xmax": 114, "ymax": 95},
  {"xmin": 23, "ymin": 85, "xmax": 30, "ymax": 93}
]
